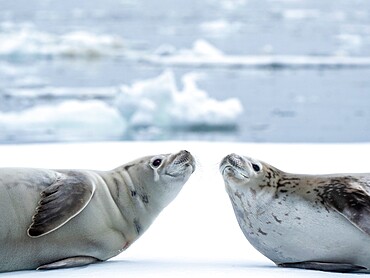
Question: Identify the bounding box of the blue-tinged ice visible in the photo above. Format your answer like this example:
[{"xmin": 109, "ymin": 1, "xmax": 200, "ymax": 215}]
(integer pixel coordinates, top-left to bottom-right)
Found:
[{"xmin": 115, "ymin": 70, "xmax": 243, "ymax": 131}]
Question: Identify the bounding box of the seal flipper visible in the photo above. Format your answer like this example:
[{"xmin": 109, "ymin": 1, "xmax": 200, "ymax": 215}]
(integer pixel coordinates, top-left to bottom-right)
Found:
[
  {"xmin": 37, "ymin": 256, "xmax": 100, "ymax": 270},
  {"xmin": 321, "ymin": 182, "xmax": 370, "ymax": 236},
  {"xmin": 278, "ymin": 261, "xmax": 367, "ymax": 273},
  {"xmin": 28, "ymin": 173, "xmax": 96, "ymax": 238}
]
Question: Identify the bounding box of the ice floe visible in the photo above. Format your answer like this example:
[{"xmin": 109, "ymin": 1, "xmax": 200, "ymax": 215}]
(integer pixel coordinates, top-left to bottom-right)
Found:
[
  {"xmin": 145, "ymin": 40, "xmax": 370, "ymax": 69},
  {"xmin": 0, "ymin": 71, "xmax": 244, "ymax": 142},
  {"xmin": 0, "ymin": 100, "xmax": 126, "ymax": 142},
  {"xmin": 0, "ymin": 23, "xmax": 124, "ymax": 59}
]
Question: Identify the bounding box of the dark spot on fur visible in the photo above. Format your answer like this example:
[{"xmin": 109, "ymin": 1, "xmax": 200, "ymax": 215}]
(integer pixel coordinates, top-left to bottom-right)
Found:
[
  {"xmin": 258, "ymin": 228, "xmax": 267, "ymax": 236},
  {"xmin": 133, "ymin": 218, "xmax": 142, "ymax": 235},
  {"xmin": 113, "ymin": 177, "xmax": 119, "ymax": 188},
  {"xmin": 250, "ymin": 188, "xmax": 257, "ymax": 199},
  {"xmin": 124, "ymin": 164, "xmax": 135, "ymax": 171},
  {"xmin": 272, "ymin": 213, "xmax": 282, "ymax": 223},
  {"xmin": 235, "ymin": 191, "xmax": 244, "ymax": 199},
  {"xmin": 112, "ymin": 177, "xmax": 120, "ymax": 198},
  {"xmin": 131, "ymin": 190, "xmax": 137, "ymax": 197},
  {"xmin": 141, "ymin": 194, "xmax": 149, "ymax": 204}
]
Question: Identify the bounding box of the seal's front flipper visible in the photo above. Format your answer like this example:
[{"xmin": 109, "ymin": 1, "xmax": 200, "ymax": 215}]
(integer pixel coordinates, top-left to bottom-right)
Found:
[
  {"xmin": 27, "ymin": 172, "xmax": 96, "ymax": 238},
  {"xmin": 278, "ymin": 261, "xmax": 367, "ymax": 273},
  {"xmin": 321, "ymin": 183, "xmax": 370, "ymax": 236},
  {"xmin": 37, "ymin": 256, "xmax": 100, "ymax": 270}
]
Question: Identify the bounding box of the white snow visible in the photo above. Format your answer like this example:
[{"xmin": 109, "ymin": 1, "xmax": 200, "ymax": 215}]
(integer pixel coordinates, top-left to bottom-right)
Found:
[{"xmin": 0, "ymin": 141, "xmax": 369, "ymax": 277}]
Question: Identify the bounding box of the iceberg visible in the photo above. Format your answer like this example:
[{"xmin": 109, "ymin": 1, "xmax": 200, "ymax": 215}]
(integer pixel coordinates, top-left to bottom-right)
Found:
[
  {"xmin": 115, "ymin": 70, "xmax": 243, "ymax": 131},
  {"xmin": 0, "ymin": 70, "xmax": 244, "ymax": 142}
]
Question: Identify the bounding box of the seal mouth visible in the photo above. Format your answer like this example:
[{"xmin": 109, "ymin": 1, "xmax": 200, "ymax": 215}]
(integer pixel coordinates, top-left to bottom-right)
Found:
[
  {"xmin": 221, "ymin": 165, "xmax": 250, "ymax": 180},
  {"xmin": 166, "ymin": 150, "xmax": 196, "ymax": 177}
]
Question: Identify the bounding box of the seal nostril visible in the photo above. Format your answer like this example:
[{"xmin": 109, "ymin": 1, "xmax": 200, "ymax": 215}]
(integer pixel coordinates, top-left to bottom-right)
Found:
[
  {"xmin": 227, "ymin": 154, "xmax": 244, "ymax": 168},
  {"xmin": 179, "ymin": 150, "xmax": 189, "ymax": 157},
  {"xmin": 174, "ymin": 150, "xmax": 192, "ymax": 165}
]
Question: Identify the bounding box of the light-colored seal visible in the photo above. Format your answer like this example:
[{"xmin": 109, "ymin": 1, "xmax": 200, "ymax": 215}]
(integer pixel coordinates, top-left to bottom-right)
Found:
[
  {"xmin": 220, "ymin": 153, "xmax": 370, "ymax": 273},
  {"xmin": 0, "ymin": 150, "xmax": 195, "ymax": 272}
]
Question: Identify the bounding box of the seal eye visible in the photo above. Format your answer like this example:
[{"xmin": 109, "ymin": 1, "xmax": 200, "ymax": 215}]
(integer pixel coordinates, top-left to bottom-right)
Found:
[
  {"xmin": 152, "ymin": 159, "xmax": 162, "ymax": 168},
  {"xmin": 252, "ymin": 163, "xmax": 260, "ymax": 172}
]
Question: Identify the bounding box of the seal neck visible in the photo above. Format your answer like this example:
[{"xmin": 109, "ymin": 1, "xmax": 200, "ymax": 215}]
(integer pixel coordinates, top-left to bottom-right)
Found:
[{"xmin": 101, "ymin": 168, "xmax": 165, "ymax": 217}]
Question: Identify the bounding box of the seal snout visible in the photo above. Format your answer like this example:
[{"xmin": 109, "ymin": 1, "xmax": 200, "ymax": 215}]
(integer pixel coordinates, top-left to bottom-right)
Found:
[
  {"xmin": 227, "ymin": 153, "xmax": 245, "ymax": 168},
  {"xmin": 220, "ymin": 153, "xmax": 250, "ymax": 180},
  {"xmin": 220, "ymin": 153, "xmax": 245, "ymax": 171},
  {"xmin": 173, "ymin": 150, "xmax": 196, "ymax": 173}
]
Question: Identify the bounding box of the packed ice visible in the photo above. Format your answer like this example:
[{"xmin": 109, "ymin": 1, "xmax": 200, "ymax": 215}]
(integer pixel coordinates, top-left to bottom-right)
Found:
[
  {"xmin": 2, "ymin": 22, "xmax": 369, "ymax": 69},
  {"xmin": 145, "ymin": 40, "xmax": 370, "ymax": 69},
  {"xmin": 0, "ymin": 100, "xmax": 126, "ymax": 142},
  {"xmin": 0, "ymin": 23, "xmax": 125, "ymax": 59}
]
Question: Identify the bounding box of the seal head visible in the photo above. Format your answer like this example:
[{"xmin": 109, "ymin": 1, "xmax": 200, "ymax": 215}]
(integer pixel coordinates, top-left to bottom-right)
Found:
[
  {"xmin": 120, "ymin": 150, "xmax": 196, "ymax": 211},
  {"xmin": 220, "ymin": 153, "xmax": 370, "ymax": 273},
  {"xmin": 220, "ymin": 153, "xmax": 263, "ymax": 185}
]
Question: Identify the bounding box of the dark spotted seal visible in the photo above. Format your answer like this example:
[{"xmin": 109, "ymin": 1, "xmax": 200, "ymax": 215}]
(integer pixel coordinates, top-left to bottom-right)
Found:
[
  {"xmin": 0, "ymin": 150, "xmax": 195, "ymax": 272},
  {"xmin": 220, "ymin": 153, "xmax": 370, "ymax": 273}
]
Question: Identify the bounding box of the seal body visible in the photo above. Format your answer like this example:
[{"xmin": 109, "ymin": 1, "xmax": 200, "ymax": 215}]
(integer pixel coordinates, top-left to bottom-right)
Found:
[
  {"xmin": 220, "ymin": 153, "xmax": 370, "ymax": 273},
  {"xmin": 0, "ymin": 150, "xmax": 195, "ymax": 272}
]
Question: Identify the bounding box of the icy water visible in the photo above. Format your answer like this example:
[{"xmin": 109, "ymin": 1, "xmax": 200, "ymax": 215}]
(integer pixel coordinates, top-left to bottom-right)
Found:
[{"xmin": 0, "ymin": 0, "xmax": 370, "ymax": 143}]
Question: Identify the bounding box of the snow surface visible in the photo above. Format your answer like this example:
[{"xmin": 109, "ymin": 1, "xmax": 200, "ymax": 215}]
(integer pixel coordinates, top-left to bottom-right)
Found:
[{"xmin": 1, "ymin": 141, "xmax": 370, "ymax": 277}]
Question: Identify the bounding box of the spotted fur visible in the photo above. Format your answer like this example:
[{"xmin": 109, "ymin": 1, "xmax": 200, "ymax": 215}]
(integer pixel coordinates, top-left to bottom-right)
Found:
[{"xmin": 220, "ymin": 154, "xmax": 370, "ymax": 273}]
